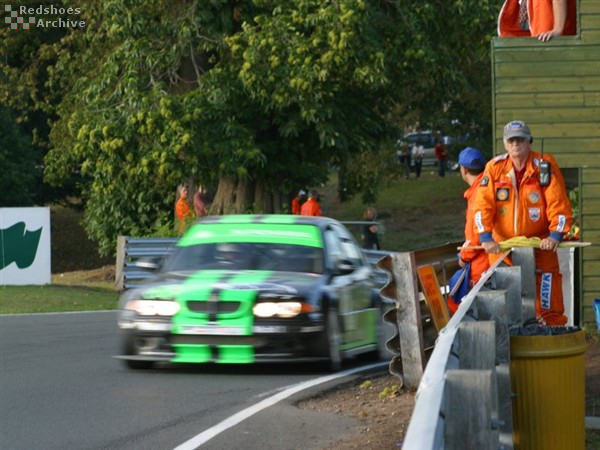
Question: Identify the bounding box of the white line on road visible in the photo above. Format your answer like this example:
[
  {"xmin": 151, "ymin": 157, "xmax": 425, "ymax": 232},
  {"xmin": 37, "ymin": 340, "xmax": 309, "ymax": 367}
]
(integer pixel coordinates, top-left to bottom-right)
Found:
[{"xmin": 173, "ymin": 361, "xmax": 387, "ymax": 450}]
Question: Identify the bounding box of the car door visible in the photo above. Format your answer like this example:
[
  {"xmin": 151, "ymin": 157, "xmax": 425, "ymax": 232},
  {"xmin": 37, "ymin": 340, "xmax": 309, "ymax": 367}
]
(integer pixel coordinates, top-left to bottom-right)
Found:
[{"xmin": 324, "ymin": 224, "xmax": 374, "ymax": 346}]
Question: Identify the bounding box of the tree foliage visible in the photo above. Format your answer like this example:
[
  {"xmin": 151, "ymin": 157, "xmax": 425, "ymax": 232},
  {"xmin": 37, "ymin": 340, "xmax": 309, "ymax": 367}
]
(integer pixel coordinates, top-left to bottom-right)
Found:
[{"xmin": 1, "ymin": 0, "xmax": 500, "ymax": 255}]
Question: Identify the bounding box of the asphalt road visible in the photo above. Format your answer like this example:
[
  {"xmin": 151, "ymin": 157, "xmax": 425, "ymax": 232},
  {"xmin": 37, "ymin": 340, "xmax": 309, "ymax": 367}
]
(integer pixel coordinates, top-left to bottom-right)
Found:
[{"xmin": 0, "ymin": 311, "xmax": 383, "ymax": 450}]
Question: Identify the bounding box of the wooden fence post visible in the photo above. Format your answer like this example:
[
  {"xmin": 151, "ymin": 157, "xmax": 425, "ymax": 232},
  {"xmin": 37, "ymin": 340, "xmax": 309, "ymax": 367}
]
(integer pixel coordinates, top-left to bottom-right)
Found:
[
  {"xmin": 115, "ymin": 236, "xmax": 126, "ymax": 292},
  {"xmin": 390, "ymin": 252, "xmax": 425, "ymax": 389}
]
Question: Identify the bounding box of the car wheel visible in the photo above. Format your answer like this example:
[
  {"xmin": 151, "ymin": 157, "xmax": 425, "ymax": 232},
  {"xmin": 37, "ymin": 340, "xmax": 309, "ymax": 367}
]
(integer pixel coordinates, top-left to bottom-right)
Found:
[
  {"xmin": 310, "ymin": 307, "xmax": 343, "ymax": 371},
  {"xmin": 325, "ymin": 309, "xmax": 343, "ymax": 371},
  {"xmin": 122, "ymin": 333, "xmax": 154, "ymax": 370}
]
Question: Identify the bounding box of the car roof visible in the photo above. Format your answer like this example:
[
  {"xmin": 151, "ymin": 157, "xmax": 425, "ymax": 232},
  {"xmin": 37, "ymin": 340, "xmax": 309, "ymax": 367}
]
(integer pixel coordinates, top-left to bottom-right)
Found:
[{"xmin": 195, "ymin": 214, "xmax": 342, "ymax": 229}]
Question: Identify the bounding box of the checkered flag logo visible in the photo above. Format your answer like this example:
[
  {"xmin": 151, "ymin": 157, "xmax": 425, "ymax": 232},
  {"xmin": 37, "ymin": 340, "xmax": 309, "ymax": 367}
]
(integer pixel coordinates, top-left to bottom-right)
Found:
[{"xmin": 5, "ymin": 5, "xmax": 36, "ymax": 30}]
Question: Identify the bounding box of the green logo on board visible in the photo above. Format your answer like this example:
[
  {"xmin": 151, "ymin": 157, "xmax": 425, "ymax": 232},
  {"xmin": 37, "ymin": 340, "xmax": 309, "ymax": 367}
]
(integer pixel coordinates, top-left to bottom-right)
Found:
[{"xmin": 0, "ymin": 222, "xmax": 42, "ymax": 270}]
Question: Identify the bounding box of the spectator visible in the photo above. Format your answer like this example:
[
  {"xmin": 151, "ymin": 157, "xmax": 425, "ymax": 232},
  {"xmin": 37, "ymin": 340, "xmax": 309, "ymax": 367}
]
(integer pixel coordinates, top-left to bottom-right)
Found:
[
  {"xmin": 447, "ymin": 147, "xmax": 489, "ymax": 314},
  {"xmin": 175, "ymin": 184, "xmax": 194, "ymax": 232},
  {"xmin": 361, "ymin": 207, "xmax": 380, "ymax": 250},
  {"xmin": 411, "ymin": 143, "xmax": 425, "ymax": 179},
  {"xmin": 194, "ymin": 186, "xmax": 208, "ymax": 217},
  {"xmin": 434, "ymin": 140, "xmax": 448, "ymax": 177},
  {"xmin": 300, "ymin": 189, "xmax": 322, "ymax": 216},
  {"xmin": 498, "ymin": 0, "xmax": 576, "ymax": 41},
  {"xmin": 291, "ymin": 189, "xmax": 306, "ymax": 215},
  {"xmin": 473, "ymin": 120, "xmax": 573, "ymax": 325}
]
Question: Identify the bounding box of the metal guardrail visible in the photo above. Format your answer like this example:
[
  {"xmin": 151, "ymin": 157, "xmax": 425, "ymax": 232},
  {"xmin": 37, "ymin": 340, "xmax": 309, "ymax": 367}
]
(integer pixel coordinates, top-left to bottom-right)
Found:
[
  {"xmin": 115, "ymin": 236, "xmax": 178, "ymax": 291},
  {"xmin": 399, "ymin": 247, "xmax": 539, "ymax": 450}
]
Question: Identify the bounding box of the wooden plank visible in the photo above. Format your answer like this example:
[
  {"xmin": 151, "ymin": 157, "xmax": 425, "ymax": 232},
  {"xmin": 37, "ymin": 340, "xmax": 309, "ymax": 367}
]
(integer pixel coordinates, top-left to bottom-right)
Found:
[
  {"xmin": 583, "ymin": 261, "xmax": 600, "ymax": 273},
  {"xmin": 494, "ymin": 45, "xmax": 600, "ymax": 63},
  {"xmin": 582, "ymin": 214, "xmax": 600, "ymax": 229},
  {"xmin": 583, "ymin": 278, "xmax": 600, "ymax": 290},
  {"xmin": 495, "ymin": 92, "xmax": 600, "ymax": 108},
  {"xmin": 496, "ymin": 106, "xmax": 600, "ymax": 123},
  {"xmin": 582, "ymin": 230, "xmax": 600, "ymax": 243},
  {"xmin": 582, "ymin": 245, "xmax": 600, "ymax": 260},
  {"xmin": 417, "ymin": 265, "xmax": 450, "ymax": 332},
  {"xmin": 496, "ymin": 61, "xmax": 600, "ymax": 77},
  {"xmin": 493, "ymin": 122, "xmax": 600, "ymax": 139},
  {"xmin": 582, "ymin": 168, "xmax": 600, "ymax": 183},
  {"xmin": 581, "ymin": 1, "xmax": 600, "ymax": 14},
  {"xmin": 495, "ymin": 92, "xmax": 587, "ymax": 108},
  {"xmin": 390, "ymin": 252, "xmax": 425, "ymax": 389},
  {"xmin": 492, "ymin": 36, "xmax": 582, "ymax": 50},
  {"xmin": 495, "ymin": 75, "xmax": 600, "ymax": 93}
]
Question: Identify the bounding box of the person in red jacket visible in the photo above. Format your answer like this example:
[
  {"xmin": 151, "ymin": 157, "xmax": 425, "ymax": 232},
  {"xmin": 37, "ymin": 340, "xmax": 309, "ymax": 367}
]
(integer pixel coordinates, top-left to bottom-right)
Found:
[
  {"xmin": 434, "ymin": 140, "xmax": 448, "ymax": 177},
  {"xmin": 300, "ymin": 189, "xmax": 322, "ymax": 216},
  {"xmin": 291, "ymin": 189, "xmax": 306, "ymax": 215},
  {"xmin": 498, "ymin": 0, "xmax": 576, "ymax": 41},
  {"xmin": 447, "ymin": 147, "xmax": 489, "ymax": 314},
  {"xmin": 473, "ymin": 120, "xmax": 573, "ymax": 325}
]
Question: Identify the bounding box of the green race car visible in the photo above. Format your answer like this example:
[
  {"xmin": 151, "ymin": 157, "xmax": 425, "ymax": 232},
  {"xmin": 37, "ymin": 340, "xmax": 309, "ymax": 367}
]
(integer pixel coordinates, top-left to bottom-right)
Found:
[{"xmin": 116, "ymin": 214, "xmax": 393, "ymax": 370}]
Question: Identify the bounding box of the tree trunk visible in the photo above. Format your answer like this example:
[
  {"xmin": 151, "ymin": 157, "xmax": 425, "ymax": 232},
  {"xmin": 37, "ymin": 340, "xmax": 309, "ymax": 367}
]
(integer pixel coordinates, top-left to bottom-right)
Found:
[{"xmin": 211, "ymin": 177, "xmax": 285, "ymax": 215}]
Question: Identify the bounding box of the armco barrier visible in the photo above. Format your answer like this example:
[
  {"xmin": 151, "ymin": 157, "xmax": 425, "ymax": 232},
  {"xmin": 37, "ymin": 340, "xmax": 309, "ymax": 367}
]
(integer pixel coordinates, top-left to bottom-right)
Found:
[{"xmin": 396, "ymin": 246, "xmax": 584, "ymax": 450}]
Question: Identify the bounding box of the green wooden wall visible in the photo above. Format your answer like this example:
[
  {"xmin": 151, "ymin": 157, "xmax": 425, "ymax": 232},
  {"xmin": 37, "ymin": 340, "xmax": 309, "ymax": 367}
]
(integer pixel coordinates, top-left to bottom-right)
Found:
[{"xmin": 491, "ymin": 0, "xmax": 600, "ymax": 325}]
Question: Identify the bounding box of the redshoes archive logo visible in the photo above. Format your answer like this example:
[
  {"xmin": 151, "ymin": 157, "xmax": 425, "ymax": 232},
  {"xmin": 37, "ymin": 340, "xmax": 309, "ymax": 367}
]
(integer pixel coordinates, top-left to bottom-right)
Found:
[{"xmin": 4, "ymin": 4, "xmax": 85, "ymax": 30}]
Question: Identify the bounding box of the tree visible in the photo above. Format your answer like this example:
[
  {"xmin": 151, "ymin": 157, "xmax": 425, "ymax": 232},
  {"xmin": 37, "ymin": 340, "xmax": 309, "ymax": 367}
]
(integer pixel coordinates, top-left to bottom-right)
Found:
[
  {"xmin": 1, "ymin": 0, "xmax": 500, "ymax": 255},
  {"xmin": 0, "ymin": 107, "xmax": 39, "ymax": 206}
]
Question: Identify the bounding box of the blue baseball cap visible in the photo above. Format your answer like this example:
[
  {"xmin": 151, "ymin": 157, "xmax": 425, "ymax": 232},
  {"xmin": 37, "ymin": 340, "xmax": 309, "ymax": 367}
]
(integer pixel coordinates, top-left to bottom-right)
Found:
[{"xmin": 458, "ymin": 147, "xmax": 486, "ymax": 169}]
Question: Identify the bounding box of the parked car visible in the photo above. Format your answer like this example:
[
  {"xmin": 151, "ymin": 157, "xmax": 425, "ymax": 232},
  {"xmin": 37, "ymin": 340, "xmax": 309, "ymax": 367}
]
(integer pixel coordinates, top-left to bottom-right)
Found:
[
  {"xmin": 396, "ymin": 131, "xmax": 456, "ymax": 171},
  {"xmin": 116, "ymin": 214, "xmax": 394, "ymax": 371}
]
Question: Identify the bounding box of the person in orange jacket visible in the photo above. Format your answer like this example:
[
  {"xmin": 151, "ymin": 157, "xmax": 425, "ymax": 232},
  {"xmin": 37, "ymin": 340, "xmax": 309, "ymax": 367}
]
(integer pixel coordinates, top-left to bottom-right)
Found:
[
  {"xmin": 447, "ymin": 147, "xmax": 490, "ymax": 314},
  {"xmin": 300, "ymin": 189, "xmax": 322, "ymax": 216},
  {"xmin": 498, "ymin": 0, "xmax": 576, "ymax": 41},
  {"xmin": 175, "ymin": 185, "xmax": 194, "ymax": 232},
  {"xmin": 473, "ymin": 120, "xmax": 573, "ymax": 325},
  {"xmin": 291, "ymin": 189, "xmax": 306, "ymax": 215}
]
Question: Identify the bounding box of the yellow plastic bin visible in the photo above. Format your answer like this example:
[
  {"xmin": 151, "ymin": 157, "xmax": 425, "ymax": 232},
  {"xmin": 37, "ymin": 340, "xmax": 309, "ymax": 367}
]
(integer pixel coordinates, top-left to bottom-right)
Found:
[{"xmin": 510, "ymin": 326, "xmax": 587, "ymax": 450}]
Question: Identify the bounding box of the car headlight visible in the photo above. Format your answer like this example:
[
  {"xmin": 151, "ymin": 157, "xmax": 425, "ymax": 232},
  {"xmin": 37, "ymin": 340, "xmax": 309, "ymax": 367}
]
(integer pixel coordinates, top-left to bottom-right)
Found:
[
  {"xmin": 125, "ymin": 300, "xmax": 180, "ymax": 316},
  {"xmin": 253, "ymin": 302, "xmax": 313, "ymax": 318}
]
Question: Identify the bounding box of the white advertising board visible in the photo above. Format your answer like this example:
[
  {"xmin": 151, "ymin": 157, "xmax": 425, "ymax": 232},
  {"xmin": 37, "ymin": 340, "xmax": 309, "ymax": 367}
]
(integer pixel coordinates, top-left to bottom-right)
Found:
[{"xmin": 0, "ymin": 207, "xmax": 51, "ymax": 285}]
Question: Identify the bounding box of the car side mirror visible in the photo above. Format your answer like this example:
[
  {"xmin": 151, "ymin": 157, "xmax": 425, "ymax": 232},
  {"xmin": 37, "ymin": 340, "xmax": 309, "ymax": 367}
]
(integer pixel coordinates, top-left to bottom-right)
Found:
[{"xmin": 335, "ymin": 259, "xmax": 356, "ymax": 275}]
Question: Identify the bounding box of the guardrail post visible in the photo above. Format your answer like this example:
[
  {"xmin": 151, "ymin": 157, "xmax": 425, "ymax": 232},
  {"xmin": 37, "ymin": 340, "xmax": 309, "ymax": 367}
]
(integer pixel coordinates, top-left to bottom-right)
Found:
[
  {"xmin": 445, "ymin": 369, "xmax": 496, "ymax": 450},
  {"xmin": 115, "ymin": 235, "xmax": 127, "ymax": 291},
  {"xmin": 510, "ymin": 247, "xmax": 537, "ymax": 321},
  {"xmin": 379, "ymin": 252, "xmax": 426, "ymax": 389}
]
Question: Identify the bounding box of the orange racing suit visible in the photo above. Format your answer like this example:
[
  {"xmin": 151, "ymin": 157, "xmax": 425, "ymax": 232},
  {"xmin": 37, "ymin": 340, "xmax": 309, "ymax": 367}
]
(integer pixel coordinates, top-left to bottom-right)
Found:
[
  {"xmin": 300, "ymin": 198, "xmax": 322, "ymax": 216},
  {"xmin": 472, "ymin": 151, "xmax": 573, "ymax": 325},
  {"xmin": 448, "ymin": 172, "xmax": 490, "ymax": 314}
]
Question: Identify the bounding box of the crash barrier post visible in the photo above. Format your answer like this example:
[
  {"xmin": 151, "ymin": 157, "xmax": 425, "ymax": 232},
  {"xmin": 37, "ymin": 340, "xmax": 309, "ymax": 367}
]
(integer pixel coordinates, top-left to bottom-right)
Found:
[{"xmin": 400, "ymin": 246, "xmax": 586, "ymax": 450}]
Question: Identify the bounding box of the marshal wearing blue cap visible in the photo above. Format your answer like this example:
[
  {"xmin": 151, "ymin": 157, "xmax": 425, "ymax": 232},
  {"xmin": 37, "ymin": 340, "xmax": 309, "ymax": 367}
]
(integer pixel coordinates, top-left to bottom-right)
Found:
[
  {"xmin": 448, "ymin": 147, "xmax": 489, "ymax": 315},
  {"xmin": 458, "ymin": 147, "xmax": 486, "ymax": 170}
]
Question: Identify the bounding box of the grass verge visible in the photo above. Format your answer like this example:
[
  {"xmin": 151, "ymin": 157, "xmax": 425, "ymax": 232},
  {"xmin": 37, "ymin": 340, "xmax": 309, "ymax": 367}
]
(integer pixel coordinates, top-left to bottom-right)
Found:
[{"xmin": 0, "ymin": 285, "xmax": 118, "ymax": 314}]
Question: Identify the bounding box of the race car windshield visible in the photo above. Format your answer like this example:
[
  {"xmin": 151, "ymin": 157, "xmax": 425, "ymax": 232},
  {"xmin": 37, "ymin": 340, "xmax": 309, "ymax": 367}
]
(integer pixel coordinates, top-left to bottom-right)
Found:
[{"xmin": 161, "ymin": 242, "xmax": 324, "ymax": 274}]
